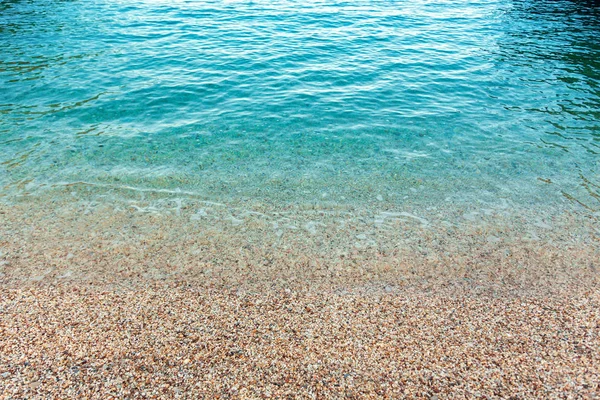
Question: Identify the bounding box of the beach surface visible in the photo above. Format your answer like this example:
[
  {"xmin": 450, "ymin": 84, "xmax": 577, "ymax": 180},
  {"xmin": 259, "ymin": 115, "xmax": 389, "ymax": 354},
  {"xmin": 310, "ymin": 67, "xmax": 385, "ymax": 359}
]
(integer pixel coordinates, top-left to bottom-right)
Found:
[
  {"xmin": 1, "ymin": 201, "xmax": 599, "ymax": 398},
  {"xmin": 1, "ymin": 284, "xmax": 599, "ymax": 399}
]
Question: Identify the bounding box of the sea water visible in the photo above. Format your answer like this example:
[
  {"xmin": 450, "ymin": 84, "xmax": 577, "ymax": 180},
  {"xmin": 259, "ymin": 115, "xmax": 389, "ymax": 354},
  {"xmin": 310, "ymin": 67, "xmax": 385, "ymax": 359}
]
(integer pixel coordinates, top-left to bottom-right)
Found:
[{"xmin": 1, "ymin": 0, "xmax": 599, "ymax": 273}]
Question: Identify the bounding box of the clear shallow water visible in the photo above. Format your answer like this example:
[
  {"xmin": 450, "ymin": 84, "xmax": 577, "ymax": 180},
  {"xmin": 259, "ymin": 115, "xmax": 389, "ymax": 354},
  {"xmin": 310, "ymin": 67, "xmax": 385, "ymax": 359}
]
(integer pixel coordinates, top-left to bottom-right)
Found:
[{"xmin": 1, "ymin": 0, "xmax": 599, "ymax": 217}]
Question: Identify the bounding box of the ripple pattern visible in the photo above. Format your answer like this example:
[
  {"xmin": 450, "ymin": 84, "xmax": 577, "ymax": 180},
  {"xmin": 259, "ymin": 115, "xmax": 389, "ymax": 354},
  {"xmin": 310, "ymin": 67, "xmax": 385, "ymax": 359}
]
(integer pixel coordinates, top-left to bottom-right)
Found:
[{"xmin": 1, "ymin": 0, "xmax": 599, "ymax": 213}]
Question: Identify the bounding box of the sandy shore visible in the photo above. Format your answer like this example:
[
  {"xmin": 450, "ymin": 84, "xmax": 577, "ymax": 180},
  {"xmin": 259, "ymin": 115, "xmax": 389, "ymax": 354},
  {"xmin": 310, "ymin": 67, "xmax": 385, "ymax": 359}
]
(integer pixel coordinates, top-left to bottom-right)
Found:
[
  {"xmin": 1, "ymin": 198, "xmax": 599, "ymax": 398},
  {"xmin": 1, "ymin": 283, "xmax": 599, "ymax": 398}
]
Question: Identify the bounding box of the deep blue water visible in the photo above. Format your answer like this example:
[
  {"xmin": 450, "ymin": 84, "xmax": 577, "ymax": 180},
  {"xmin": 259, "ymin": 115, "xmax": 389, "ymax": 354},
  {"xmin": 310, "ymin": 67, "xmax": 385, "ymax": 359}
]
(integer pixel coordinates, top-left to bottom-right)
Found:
[{"xmin": 1, "ymin": 0, "xmax": 599, "ymax": 215}]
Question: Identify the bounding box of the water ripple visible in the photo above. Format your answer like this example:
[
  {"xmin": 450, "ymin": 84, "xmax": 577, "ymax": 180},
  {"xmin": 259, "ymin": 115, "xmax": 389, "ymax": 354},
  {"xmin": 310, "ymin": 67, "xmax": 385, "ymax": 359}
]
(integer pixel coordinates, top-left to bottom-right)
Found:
[{"xmin": 0, "ymin": 0, "xmax": 599, "ymax": 213}]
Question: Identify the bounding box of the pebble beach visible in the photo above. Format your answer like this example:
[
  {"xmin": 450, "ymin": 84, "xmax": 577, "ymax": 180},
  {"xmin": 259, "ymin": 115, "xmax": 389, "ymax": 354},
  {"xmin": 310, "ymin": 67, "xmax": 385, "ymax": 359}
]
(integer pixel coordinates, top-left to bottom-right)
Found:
[
  {"xmin": 1, "ymin": 284, "xmax": 599, "ymax": 398},
  {"xmin": 1, "ymin": 201, "xmax": 599, "ymax": 398}
]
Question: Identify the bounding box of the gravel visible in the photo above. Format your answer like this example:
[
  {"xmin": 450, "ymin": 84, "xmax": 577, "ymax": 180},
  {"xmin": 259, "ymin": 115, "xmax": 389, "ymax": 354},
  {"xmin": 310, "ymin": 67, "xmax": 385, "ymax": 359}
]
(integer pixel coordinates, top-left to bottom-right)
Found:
[{"xmin": 1, "ymin": 284, "xmax": 598, "ymax": 398}]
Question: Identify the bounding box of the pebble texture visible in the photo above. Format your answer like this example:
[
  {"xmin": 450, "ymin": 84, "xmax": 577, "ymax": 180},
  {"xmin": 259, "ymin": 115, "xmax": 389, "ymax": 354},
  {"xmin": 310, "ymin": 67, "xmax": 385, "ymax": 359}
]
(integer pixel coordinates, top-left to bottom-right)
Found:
[
  {"xmin": 1, "ymin": 285, "xmax": 599, "ymax": 399},
  {"xmin": 1, "ymin": 201, "xmax": 599, "ymax": 398}
]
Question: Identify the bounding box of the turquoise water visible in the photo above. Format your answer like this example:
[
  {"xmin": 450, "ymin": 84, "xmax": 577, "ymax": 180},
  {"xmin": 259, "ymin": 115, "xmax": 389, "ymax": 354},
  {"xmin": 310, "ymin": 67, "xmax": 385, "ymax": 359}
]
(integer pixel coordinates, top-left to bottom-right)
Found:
[{"xmin": 1, "ymin": 0, "xmax": 599, "ymax": 216}]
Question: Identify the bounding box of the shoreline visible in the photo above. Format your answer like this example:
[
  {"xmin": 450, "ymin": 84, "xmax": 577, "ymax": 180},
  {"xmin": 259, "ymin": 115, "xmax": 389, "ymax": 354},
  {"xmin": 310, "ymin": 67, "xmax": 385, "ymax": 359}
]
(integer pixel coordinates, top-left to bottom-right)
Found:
[
  {"xmin": 1, "ymin": 195, "xmax": 598, "ymax": 292},
  {"xmin": 1, "ymin": 197, "xmax": 599, "ymax": 397}
]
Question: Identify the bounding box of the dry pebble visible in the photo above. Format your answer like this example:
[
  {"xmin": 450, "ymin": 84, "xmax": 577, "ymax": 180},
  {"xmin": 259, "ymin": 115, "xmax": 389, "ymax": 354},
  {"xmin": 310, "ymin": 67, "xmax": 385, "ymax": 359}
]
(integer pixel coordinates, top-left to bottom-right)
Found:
[{"xmin": 1, "ymin": 284, "xmax": 599, "ymax": 399}]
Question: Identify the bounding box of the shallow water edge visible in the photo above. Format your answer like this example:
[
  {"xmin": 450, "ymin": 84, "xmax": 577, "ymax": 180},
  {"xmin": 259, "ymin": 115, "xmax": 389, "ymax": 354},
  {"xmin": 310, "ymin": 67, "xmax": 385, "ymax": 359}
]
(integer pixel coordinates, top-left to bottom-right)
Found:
[{"xmin": 1, "ymin": 188, "xmax": 597, "ymax": 294}]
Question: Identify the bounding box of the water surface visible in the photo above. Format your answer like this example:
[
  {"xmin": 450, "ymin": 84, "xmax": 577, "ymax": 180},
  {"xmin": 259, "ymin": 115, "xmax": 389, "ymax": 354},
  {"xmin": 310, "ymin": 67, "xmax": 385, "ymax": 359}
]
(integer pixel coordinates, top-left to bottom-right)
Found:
[{"xmin": 1, "ymin": 0, "xmax": 599, "ymax": 233}]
